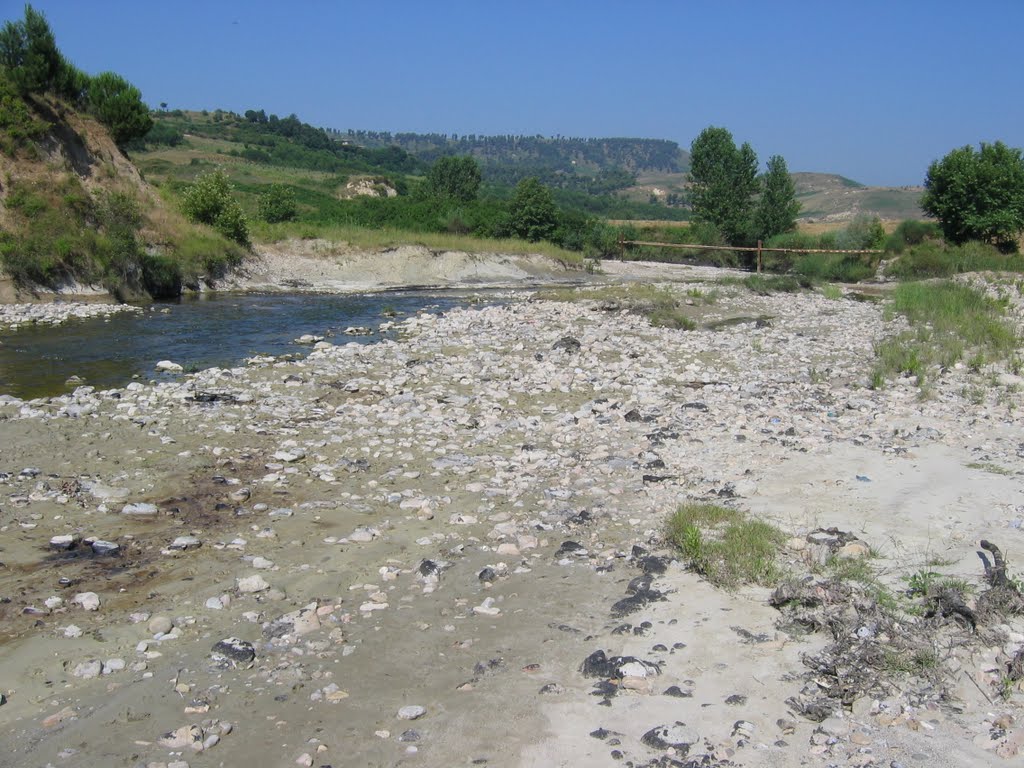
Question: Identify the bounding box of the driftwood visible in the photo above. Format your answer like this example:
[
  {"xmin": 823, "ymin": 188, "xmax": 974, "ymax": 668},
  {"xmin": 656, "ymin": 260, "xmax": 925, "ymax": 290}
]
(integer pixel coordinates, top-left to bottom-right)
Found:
[{"xmin": 977, "ymin": 540, "xmax": 1024, "ymax": 616}]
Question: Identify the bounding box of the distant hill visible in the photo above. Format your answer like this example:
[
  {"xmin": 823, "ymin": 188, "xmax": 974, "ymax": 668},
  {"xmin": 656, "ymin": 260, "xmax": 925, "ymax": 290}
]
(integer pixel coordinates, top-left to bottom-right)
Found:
[
  {"xmin": 336, "ymin": 130, "xmax": 690, "ymax": 192},
  {"xmin": 791, "ymin": 172, "xmax": 924, "ymax": 222},
  {"xmin": 623, "ymin": 169, "xmax": 924, "ymax": 222}
]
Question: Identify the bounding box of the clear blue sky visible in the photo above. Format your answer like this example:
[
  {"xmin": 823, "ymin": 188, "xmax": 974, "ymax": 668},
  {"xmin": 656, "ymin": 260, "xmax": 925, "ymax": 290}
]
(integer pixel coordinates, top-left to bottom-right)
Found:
[{"xmin": 13, "ymin": 0, "xmax": 1024, "ymax": 186}]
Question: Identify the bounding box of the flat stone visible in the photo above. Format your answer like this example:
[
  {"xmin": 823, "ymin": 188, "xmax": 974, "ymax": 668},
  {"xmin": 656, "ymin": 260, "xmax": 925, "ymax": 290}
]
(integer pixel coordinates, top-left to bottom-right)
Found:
[
  {"xmin": 49, "ymin": 534, "xmax": 79, "ymax": 550},
  {"xmin": 397, "ymin": 705, "xmax": 426, "ymax": 720},
  {"xmin": 121, "ymin": 502, "xmax": 159, "ymax": 517},
  {"xmin": 641, "ymin": 722, "xmax": 699, "ymax": 751},
  {"xmin": 72, "ymin": 660, "xmax": 102, "ymax": 679},
  {"xmin": 237, "ymin": 574, "xmax": 270, "ymax": 593}
]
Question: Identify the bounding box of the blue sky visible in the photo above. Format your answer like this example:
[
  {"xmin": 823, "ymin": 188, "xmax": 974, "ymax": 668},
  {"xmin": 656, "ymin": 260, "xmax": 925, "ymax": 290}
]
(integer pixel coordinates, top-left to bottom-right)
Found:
[{"xmin": 14, "ymin": 0, "xmax": 1024, "ymax": 186}]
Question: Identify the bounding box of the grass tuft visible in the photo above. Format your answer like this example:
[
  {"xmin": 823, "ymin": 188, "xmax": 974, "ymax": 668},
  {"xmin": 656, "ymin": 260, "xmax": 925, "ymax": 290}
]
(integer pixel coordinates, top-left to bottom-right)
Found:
[{"xmin": 666, "ymin": 503, "xmax": 784, "ymax": 589}]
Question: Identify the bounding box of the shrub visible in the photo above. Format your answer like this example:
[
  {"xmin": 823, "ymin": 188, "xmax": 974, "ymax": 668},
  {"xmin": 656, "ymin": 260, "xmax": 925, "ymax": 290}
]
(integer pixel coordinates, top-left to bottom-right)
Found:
[
  {"xmin": 835, "ymin": 214, "xmax": 886, "ymax": 250},
  {"xmin": 885, "ymin": 219, "xmax": 942, "ymax": 253},
  {"xmin": 792, "ymin": 253, "xmax": 877, "ymax": 283},
  {"xmin": 257, "ymin": 183, "xmax": 298, "ymax": 223},
  {"xmin": 181, "ymin": 168, "xmax": 250, "ymax": 247}
]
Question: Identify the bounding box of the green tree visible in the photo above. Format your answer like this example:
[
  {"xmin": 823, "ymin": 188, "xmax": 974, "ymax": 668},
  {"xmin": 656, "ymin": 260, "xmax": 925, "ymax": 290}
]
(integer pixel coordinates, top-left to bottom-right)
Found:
[
  {"xmin": 257, "ymin": 183, "xmax": 298, "ymax": 223},
  {"xmin": 753, "ymin": 155, "xmax": 800, "ymax": 241},
  {"xmin": 181, "ymin": 168, "xmax": 250, "ymax": 248},
  {"xmin": 0, "ymin": 4, "xmax": 60, "ymax": 94},
  {"xmin": 425, "ymin": 155, "xmax": 481, "ymax": 202},
  {"xmin": 921, "ymin": 141, "xmax": 1024, "ymax": 252},
  {"xmin": 506, "ymin": 177, "xmax": 558, "ymax": 242},
  {"xmin": 87, "ymin": 71, "xmax": 152, "ymax": 145},
  {"xmin": 689, "ymin": 126, "xmax": 759, "ymax": 245}
]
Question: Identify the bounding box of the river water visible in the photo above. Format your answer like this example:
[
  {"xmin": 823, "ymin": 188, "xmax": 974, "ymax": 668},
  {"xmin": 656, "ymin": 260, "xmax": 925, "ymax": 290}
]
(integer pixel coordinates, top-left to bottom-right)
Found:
[{"xmin": 0, "ymin": 291, "xmax": 488, "ymax": 399}]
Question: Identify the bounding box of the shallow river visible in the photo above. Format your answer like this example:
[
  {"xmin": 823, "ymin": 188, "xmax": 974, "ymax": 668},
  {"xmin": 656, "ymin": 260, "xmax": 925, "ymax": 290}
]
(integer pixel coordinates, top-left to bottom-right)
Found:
[{"xmin": 0, "ymin": 291, "xmax": 485, "ymax": 399}]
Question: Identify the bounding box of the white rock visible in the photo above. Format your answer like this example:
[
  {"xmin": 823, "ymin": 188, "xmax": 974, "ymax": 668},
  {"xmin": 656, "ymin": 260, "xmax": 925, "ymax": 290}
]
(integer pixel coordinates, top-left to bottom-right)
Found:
[
  {"xmin": 397, "ymin": 705, "xmax": 426, "ymax": 720},
  {"xmin": 237, "ymin": 574, "xmax": 270, "ymax": 593},
  {"xmin": 149, "ymin": 615, "xmax": 174, "ymax": 635},
  {"xmin": 155, "ymin": 360, "xmax": 184, "ymax": 372},
  {"xmin": 72, "ymin": 592, "xmax": 100, "ymax": 611},
  {"xmin": 72, "ymin": 660, "xmax": 102, "ymax": 679},
  {"xmin": 121, "ymin": 502, "xmax": 159, "ymax": 517}
]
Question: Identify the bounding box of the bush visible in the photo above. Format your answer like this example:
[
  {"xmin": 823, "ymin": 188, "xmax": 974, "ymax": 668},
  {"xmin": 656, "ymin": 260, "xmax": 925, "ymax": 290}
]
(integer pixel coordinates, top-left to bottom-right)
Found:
[
  {"xmin": 885, "ymin": 219, "xmax": 942, "ymax": 253},
  {"xmin": 835, "ymin": 214, "xmax": 886, "ymax": 250},
  {"xmin": 257, "ymin": 183, "xmax": 298, "ymax": 223},
  {"xmin": 181, "ymin": 168, "xmax": 250, "ymax": 247}
]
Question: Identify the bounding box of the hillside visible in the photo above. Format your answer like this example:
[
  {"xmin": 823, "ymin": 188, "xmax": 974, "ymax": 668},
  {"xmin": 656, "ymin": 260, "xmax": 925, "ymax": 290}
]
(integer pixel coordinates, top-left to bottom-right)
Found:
[
  {"xmin": 336, "ymin": 129, "xmax": 690, "ymax": 191},
  {"xmin": 0, "ymin": 85, "xmax": 246, "ymax": 299},
  {"xmin": 626, "ymin": 170, "xmax": 924, "ymax": 222},
  {"xmin": 791, "ymin": 172, "xmax": 924, "ymax": 222}
]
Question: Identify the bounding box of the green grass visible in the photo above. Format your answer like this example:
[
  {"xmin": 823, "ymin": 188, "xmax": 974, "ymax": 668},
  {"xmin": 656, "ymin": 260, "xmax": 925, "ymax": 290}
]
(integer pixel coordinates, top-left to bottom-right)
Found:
[
  {"xmin": 871, "ymin": 281, "xmax": 1018, "ymax": 387},
  {"xmin": 967, "ymin": 461, "xmax": 1013, "ymax": 475},
  {"xmin": 820, "ymin": 284, "xmax": 843, "ymax": 300},
  {"xmin": 886, "ymin": 240, "xmax": 1024, "ymax": 280},
  {"xmin": 793, "ymin": 253, "xmax": 878, "ymax": 283},
  {"xmin": 666, "ymin": 503, "xmax": 785, "ymax": 589}
]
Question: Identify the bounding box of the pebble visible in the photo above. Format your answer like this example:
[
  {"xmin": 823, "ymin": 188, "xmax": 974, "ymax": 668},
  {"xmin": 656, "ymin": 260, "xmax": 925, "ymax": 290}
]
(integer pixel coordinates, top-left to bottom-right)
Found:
[
  {"xmin": 398, "ymin": 705, "xmax": 427, "ymax": 720},
  {"xmin": 4, "ymin": 285, "xmax": 1024, "ymax": 767},
  {"xmin": 149, "ymin": 616, "xmax": 174, "ymax": 635}
]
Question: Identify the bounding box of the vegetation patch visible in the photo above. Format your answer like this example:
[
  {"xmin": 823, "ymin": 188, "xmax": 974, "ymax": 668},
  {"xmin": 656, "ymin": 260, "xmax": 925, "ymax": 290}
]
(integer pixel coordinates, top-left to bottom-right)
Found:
[
  {"xmin": 666, "ymin": 502, "xmax": 784, "ymax": 588},
  {"xmin": 871, "ymin": 281, "xmax": 1018, "ymax": 387},
  {"xmin": 885, "ymin": 240, "xmax": 1024, "ymax": 280}
]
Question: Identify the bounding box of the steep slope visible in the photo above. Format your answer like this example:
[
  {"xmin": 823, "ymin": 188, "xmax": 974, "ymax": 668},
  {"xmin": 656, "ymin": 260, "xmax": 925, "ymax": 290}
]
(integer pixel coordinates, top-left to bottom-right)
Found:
[{"xmin": 0, "ymin": 77, "xmax": 244, "ymax": 300}]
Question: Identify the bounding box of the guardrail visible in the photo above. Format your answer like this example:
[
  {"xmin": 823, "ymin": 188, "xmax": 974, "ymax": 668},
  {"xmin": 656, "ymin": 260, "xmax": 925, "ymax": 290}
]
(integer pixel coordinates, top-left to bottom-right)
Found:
[{"xmin": 618, "ymin": 238, "xmax": 884, "ymax": 273}]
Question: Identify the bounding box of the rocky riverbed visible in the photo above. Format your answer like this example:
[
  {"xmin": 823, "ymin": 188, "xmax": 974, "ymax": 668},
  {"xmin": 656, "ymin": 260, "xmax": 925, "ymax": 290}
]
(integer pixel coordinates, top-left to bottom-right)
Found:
[
  {"xmin": 2, "ymin": 275, "xmax": 1024, "ymax": 768},
  {"xmin": 0, "ymin": 301, "xmax": 139, "ymax": 331}
]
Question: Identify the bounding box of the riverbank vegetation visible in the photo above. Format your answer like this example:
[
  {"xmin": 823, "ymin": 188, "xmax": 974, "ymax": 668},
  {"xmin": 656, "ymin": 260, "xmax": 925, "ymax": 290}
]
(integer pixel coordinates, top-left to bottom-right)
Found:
[
  {"xmin": 871, "ymin": 281, "xmax": 1019, "ymax": 390},
  {"xmin": 0, "ymin": 5, "xmax": 245, "ymax": 298}
]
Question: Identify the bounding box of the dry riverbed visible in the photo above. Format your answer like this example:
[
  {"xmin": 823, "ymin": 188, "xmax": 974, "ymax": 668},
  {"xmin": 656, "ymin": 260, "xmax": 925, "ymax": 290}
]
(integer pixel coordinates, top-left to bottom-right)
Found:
[{"xmin": 2, "ymin": 274, "xmax": 1024, "ymax": 768}]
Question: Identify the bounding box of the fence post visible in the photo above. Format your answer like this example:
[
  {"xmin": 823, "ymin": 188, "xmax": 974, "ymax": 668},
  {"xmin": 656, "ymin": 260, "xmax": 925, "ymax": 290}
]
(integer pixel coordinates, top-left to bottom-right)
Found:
[{"xmin": 757, "ymin": 240, "xmax": 763, "ymax": 273}]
